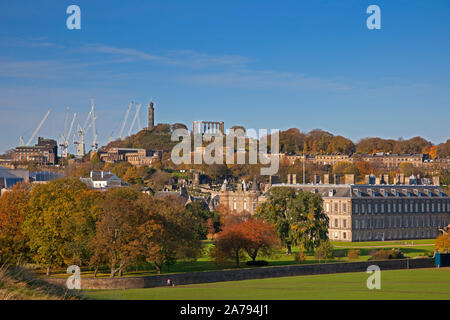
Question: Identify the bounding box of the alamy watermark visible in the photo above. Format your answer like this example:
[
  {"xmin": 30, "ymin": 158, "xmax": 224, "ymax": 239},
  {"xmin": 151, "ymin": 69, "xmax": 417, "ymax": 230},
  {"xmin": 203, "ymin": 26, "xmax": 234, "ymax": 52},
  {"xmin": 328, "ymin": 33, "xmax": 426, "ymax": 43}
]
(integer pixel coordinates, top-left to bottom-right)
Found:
[
  {"xmin": 66, "ymin": 5, "xmax": 81, "ymax": 30},
  {"xmin": 66, "ymin": 265, "xmax": 81, "ymax": 289},
  {"xmin": 366, "ymin": 265, "xmax": 381, "ymax": 290},
  {"xmin": 171, "ymin": 128, "xmax": 280, "ymax": 176}
]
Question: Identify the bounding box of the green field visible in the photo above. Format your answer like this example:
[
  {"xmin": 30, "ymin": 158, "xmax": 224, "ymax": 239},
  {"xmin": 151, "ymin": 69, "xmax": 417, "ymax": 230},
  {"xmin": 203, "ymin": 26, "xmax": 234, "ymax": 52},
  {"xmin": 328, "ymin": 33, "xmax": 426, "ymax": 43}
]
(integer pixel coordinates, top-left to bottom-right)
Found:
[
  {"xmin": 84, "ymin": 268, "xmax": 450, "ymax": 300},
  {"xmin": 40, "ymin": 239, "xmax": 435, "ymax": 279}
]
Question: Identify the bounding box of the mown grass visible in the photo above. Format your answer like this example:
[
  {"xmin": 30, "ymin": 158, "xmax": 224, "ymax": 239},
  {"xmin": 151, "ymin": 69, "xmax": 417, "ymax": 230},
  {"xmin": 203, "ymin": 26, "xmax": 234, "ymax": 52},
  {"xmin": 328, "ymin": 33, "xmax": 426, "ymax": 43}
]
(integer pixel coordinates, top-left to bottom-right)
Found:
[
  {"xmin": 37, "ymin": 240, "xmax": 435, "ymax": 279},
  {"xmin": 84, "ymin": 268, "xmax": 450, "ymax": 300}
]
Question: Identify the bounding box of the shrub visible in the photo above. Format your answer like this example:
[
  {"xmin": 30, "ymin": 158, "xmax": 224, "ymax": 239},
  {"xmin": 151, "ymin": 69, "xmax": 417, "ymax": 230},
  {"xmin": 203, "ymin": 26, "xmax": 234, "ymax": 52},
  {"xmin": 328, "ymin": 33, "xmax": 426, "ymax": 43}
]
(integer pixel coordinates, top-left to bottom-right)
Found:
[
  {"xmin": 347, "ymin": 249, "xmax": 360, "ymax": 260},
  {"xmin": 314, "ymin": 241, "xmax": 334, "ymax": 262},
  {"xmin": 294, "ymin": 251, "xmax": 306, "ymax": 263},
  {"xmin": 388, "ymin": 249, "xmax": 405, "ymax": 259},
  {"xmin": 334, "ymin": 249, "xmax": 346, "ymax": 258},
  {"xmin": 246, "ymin": 260, "xmax": 269, "ymax": 267},
  {"xmin": 373, "ymin": 249, "xmax": 391, "ymax": 260}
]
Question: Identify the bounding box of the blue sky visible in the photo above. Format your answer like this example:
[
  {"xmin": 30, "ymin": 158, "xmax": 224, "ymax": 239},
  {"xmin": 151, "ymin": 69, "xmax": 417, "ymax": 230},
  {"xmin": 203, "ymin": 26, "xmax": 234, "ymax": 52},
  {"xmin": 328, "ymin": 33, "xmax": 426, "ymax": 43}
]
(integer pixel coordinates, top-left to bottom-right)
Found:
[{"xmin": 0, "ymin": 0, "xmax": 449, "ymax": 153}]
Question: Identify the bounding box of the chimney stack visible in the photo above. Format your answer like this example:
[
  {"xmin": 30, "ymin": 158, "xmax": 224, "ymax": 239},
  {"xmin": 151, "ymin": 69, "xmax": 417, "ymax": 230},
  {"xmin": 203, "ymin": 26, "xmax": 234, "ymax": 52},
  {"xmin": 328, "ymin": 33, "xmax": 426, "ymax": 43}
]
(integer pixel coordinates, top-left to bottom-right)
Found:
[
  {"xmin": 314, "ymin": 174, "xmax": 321, "ymax": 184},
  {"xmin": 433, "ymin": 176, "xmax": 440, "ymax": 186},
  {"xmin": 333, "ymin": 174, "xmax": 340, "ymax": 185},
  {"xmin": 345, "ymin": 174, "xmax": 355, "ymax": 185}
]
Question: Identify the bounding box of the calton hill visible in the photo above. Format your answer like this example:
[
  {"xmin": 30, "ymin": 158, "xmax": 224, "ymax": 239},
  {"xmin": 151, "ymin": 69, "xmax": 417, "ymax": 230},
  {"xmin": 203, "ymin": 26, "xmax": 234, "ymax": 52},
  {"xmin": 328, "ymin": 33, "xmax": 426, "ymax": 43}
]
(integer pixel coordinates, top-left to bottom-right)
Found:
[{"xmin": 0, "ymin": 125, "xmax": 449, "ymax": 299}]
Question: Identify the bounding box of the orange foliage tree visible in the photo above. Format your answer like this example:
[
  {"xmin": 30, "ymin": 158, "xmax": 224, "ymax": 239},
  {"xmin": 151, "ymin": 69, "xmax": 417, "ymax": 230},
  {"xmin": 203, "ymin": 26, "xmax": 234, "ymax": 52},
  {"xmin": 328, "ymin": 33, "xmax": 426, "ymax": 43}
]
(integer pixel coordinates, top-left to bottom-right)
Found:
[
  {"xmin": 211, "ymin": 214, "xmax": 280, "ymax": 266},
  {"xmin": 434, "ymin": 234, "xmax": 450, "ymax": 253},
  {"xmin": 0, "ymin": 183, "xmax": 31, "ymax": 265}
]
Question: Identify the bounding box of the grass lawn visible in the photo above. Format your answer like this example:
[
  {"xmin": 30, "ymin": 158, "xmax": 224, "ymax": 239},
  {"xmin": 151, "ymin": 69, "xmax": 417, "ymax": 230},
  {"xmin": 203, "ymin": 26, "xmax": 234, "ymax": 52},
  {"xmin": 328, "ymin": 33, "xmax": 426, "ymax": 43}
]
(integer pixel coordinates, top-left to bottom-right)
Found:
[
  {"xmin": 84, "ymin": 268, "xmax": 450, "ymax": 300},
  {"xmin": 37, "ymin": 240, "xmax": 436, "ymax": 279}
]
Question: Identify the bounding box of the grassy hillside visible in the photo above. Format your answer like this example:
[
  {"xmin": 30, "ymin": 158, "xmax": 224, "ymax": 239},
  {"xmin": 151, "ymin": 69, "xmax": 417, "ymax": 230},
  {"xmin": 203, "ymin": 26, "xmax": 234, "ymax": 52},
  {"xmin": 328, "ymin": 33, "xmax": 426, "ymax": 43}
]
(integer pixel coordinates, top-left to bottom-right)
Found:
[
  {"xmin": 0, "ymin": 265, "xmax": 83, "ymax": 300},
  {"xmin": 103, "ymin": 126, "xmax": 178, "ymax": 152}
]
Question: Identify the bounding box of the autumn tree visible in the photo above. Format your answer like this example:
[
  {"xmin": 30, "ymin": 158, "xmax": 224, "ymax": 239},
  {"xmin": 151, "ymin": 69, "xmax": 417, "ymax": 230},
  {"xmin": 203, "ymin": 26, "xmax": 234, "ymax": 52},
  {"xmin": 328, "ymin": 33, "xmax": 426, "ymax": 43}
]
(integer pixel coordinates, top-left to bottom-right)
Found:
[
  {"xmin": 23, "ymin": 178, "xmax": 95, "ymax": 276},
  {"xmin": 136, "ymin": 195, "xmax": 202, "ymax": 273},
  {"xmin": 89, "ymin": 188, "xmax": 142, "ymax": 277},
  {"xmin": 0, "ymin": 183, "xmax": 31, "ymax": 265},
  {"xmin": 434, "ymin": 234, "xmax": 450, "ymax": 253},
  {"xmin": 210, "ymin": 227, "xmax": 249, "ymax": 267},
  {"xmin": 429, "ymin": 146, "xmax": 437, "ymax": 160},
  {"xmin": 60, "ymin": 189, "xmax": 103, "ymax": 266},
  {"xmin": 240, "ymin": 218, "xmax": 280, "ymax": 262},
  {"xmin": 256, "ymin": 187, "xmax": 329, "ymax": 254}
]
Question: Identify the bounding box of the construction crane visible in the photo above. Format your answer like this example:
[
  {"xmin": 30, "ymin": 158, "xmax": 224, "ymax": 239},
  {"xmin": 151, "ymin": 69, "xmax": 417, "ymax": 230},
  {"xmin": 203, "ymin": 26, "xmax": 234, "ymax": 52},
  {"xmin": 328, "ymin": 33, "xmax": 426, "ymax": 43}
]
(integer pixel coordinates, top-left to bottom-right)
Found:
[
  {"xmin": 60, "ymin": 111, "xmax": 77, "ymax": 158},
  {"xmin": 90, "ymin": 98, "xmax": 99, "ymax": 152},
  {"xmin": 127, "ymin": 103, "xmax": 141, "ymax": 137},
  {"xmin": 119, "ymin": 101, "xmax": 133, "ymax": 140},
  {"xmin": 20, "ymin": 109, "xmax": 52, "ymax": 146},
  {"xmin": 74, "ymin": 104, "xmax": 94, "ymax": 158}
]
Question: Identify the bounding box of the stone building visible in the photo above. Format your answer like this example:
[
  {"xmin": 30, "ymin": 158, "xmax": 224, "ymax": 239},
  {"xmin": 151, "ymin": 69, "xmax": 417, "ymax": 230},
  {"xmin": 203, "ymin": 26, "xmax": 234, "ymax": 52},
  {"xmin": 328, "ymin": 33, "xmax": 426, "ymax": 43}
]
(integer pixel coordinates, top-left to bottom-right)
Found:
[
  {"xmin": 218, "ymin": 179, "xmax": 264, "ymax": 215},
  {"xmin": 218, "ymin": 173, "xmax": 450, "ymax": 242},
  {"xmin": 193, "ymin": 121, "xmax": 224, "ymax": 135},
  {"xmin": 12, "ymin": 137, "xmax": 58, "ymax": 165},
  {"xmin": 99, "ymin": 148, "xmax": 161, "ymax": 166},
  {"xmin": 350, "ymin": 153, "xmax": 425, "ymax": 169},
  {"xmin": 80, "ymin": 171, "xmax": 125, "ymax": 190}
]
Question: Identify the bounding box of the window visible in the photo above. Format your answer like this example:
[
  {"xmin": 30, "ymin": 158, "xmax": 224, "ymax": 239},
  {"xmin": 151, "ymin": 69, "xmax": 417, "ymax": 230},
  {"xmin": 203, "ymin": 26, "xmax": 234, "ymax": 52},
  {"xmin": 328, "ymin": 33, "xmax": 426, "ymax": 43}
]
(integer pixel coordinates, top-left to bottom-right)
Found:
[
  {"xmin": 354, "ymin": 203, "xmax": 359, "ymax": 214},
  {"xmin": 368, "ymin": 204, "xmax": 372, "ymax": 214},
  {"xmin": 343, "ymin": 203, "xmax": 347, "ymax": 213},
  {"xmin": 343, "ymin": 219, "xmax": 347, "ymax": 228},
  {"xmin": 334, "ymin": 203, "xmax": 338, "ymax": 213},
  {"xmin": 334, "ymin": 232, "xmax": 338, "ymax": 239},
  {"xmin": 343, "ymin": 232, "xmax": 347, "ymax": 240},
  {"xmin": 326, "ymin": 203, "xmax": 330, "ymax": 213},
  {"xmin": 334, "ymin": 219, "xmax": 338, "ymax": 228}
]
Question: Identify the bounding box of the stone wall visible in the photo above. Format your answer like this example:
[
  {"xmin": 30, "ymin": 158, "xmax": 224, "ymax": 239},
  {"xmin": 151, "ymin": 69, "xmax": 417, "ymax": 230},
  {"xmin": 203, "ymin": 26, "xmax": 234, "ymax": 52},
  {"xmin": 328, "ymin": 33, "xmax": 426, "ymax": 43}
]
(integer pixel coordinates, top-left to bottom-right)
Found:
[{"xmin": 44, "ymin": 258, "xmax": 434, "ymax": 290}]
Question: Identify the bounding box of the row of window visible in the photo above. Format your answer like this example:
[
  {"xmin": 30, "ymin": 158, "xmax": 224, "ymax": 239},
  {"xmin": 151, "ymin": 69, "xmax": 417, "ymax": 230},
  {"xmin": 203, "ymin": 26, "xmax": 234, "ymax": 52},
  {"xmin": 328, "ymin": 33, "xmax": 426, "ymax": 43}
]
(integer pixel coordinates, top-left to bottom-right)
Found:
[
  {"xmin": 353, "ymin": 215, "xmax": 448, "ymax": 230},
  {"xmin": 354, "ymin": 229, "xmax": 438, "ymax": 241},
  {"xmin": 325, "ymin": 202, "xmax": 347, "ymax": 214},
  {"xmin": 353, "ymin": 200, "xmax": 449, "ymax": 214}
]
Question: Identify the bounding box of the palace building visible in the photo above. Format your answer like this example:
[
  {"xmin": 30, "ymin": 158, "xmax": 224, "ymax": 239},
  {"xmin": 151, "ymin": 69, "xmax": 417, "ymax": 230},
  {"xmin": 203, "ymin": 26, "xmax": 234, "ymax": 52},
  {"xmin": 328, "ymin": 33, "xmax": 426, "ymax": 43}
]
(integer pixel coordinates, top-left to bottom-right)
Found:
[{"xmin": 218, "ymin": 174, "xmax": 450, "ymax": 242}]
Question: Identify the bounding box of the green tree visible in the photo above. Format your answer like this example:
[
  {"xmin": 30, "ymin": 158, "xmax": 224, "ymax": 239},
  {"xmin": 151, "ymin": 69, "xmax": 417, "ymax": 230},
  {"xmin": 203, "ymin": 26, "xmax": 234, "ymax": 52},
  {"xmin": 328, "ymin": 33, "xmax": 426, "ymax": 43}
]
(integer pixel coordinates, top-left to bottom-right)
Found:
[
  {"xmin": 136, "ymin": 196, "xmax": 202, "ymax": 273},
  {"xmin": 256, "ymin": 187, "xmax": 329, "ymax": 254},
  {"xmin": 314, "ymin": 240, "xmax": 334, "ymax": 263},
  {"xmin": 185, "ymin": 201, "xmax": 212, "ymax": 240},
  {"xmin": 23, "ymin": 178, "xmax": 91, "ymax": 275}
]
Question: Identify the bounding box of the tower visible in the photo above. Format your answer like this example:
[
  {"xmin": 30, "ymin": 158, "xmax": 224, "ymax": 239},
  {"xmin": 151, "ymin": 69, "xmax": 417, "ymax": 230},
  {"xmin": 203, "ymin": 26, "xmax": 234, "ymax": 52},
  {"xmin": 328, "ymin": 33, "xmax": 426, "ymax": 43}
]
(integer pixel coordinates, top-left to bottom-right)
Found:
[{"xmin": 148, "ymin": 101, "xmax": 155, "ymax": 130}]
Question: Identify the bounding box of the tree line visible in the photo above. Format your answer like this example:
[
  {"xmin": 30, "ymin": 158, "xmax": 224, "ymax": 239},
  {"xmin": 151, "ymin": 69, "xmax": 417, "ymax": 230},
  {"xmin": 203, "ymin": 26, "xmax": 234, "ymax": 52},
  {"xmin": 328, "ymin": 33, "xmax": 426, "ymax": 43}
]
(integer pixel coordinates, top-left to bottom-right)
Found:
[{"xmin": 0, "ymin": 180, "xmax": 331, "ymax": 276}]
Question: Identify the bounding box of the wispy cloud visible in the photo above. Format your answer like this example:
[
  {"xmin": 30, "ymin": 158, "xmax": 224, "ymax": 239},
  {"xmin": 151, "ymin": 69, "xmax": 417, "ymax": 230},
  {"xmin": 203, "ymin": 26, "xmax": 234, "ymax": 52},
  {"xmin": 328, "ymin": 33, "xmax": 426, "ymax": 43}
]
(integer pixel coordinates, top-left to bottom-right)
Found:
[
  {"xmin": 77, "ymin": 44, "xmax": 251, "ymax": 69},
  {"xmin": 181, "ymin": 69, "xmax": 353, "ymax": 91},
  {"xmin": 0, "ymin": 39, "xmax": 352, "ymax": 91}
]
